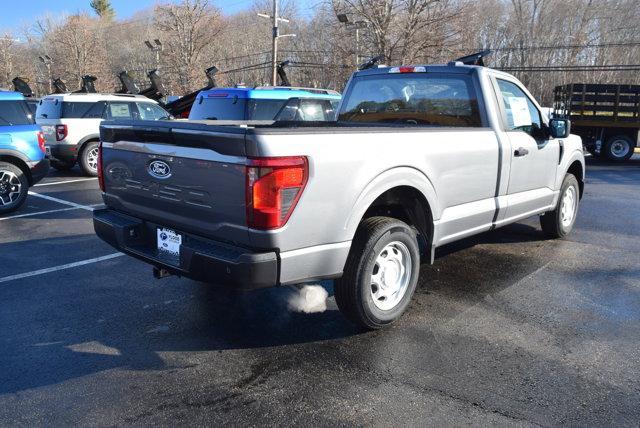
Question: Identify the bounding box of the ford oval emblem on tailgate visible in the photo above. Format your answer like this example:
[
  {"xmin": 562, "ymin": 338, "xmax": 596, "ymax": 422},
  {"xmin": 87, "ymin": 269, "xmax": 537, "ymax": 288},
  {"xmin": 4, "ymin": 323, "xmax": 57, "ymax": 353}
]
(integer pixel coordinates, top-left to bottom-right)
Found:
[{"xmin": 148, "ymin": 160, "xmax": 172, "ymax": 179}]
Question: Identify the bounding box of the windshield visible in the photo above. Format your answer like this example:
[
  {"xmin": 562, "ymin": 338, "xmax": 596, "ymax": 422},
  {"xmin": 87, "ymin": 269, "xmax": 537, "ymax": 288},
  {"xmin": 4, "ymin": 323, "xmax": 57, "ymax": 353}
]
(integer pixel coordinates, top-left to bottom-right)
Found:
[
  {"xmin": 0, "ymin": 100, "xmax": 33, "ymax": 126},
  {"xmin": 338, "ymin": 73, "xmax": 482, "ymax": 127}
]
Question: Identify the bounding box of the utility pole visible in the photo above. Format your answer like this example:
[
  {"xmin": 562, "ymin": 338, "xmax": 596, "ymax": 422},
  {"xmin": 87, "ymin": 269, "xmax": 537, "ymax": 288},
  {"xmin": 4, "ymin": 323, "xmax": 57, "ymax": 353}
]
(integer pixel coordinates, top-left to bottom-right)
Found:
[{"xmin": 259, "ymin": 1, "xmax": 295, "ymax": 86}]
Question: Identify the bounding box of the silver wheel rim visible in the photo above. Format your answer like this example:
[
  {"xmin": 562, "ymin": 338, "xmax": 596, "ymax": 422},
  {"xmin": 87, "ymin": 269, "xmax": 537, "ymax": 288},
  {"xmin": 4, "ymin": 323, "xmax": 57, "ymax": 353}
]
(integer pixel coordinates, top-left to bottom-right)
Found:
[
  {"xmin": 370, "ymin": 241, "xmax": 412, "ymax": 311},
  {"xmin": 87, "ymin": 147, "xmax": 99, "ymax": 171},
  {"xmin": 610, "ymin": 140, "xmax": 630, "ymax": 158},
  {"xmin": 0, "ymin": 170, "xmax": 22, "ymax": 206},
  {"xmin": 560, "ymin": 185, "xmax": 577, "ymax": 228}
]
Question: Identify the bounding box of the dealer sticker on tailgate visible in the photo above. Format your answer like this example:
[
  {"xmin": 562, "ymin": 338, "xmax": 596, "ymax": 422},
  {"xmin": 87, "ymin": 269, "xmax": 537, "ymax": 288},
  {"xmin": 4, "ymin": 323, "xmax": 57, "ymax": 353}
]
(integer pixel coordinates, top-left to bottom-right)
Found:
[{"xmin": 157, "ymin": 228, "xmax": 182, "ymax": 255}]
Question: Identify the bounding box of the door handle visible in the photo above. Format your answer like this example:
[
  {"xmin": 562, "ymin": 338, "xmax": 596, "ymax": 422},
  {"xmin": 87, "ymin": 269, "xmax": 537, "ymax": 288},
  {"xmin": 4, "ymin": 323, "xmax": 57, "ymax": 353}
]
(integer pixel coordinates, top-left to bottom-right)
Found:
[{"xmin": 514, "ymin": 147, "xmax": 529, "ymax": 157}]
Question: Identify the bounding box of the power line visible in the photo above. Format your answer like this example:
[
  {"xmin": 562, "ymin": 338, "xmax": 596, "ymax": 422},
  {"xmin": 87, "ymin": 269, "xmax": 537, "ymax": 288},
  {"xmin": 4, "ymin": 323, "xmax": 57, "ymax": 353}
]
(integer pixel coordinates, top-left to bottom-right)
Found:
[
  {"xmin": 487, "ymin": 41, "xmax": 640, "ymax": 51},
  {"xmin": 499, "ymin": 64, "xmax": 640, "ymax": 72}
]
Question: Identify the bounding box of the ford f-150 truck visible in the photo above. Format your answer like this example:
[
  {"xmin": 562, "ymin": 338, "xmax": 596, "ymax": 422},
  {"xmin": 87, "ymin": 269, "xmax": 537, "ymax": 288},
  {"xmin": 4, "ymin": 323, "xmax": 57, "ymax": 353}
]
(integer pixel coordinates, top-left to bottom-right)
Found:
[{"xmin": 93, "ymin": 61, "xmax": 585, "ymax": 329}]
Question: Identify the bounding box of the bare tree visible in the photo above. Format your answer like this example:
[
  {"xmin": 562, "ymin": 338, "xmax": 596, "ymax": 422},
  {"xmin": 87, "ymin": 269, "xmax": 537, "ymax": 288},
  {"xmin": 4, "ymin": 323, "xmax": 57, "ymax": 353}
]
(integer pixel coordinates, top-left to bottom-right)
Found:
[{"xmin": 154, "ymin": 0, "xmax": 225, "ymax": 93}]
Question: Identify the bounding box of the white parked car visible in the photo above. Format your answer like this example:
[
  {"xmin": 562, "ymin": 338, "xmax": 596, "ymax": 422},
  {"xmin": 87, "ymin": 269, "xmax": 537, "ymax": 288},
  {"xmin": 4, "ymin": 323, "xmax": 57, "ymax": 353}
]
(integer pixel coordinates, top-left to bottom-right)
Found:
[{"xmin": 36, "ymin": 93, "xmax": 171, "ymax": 176}]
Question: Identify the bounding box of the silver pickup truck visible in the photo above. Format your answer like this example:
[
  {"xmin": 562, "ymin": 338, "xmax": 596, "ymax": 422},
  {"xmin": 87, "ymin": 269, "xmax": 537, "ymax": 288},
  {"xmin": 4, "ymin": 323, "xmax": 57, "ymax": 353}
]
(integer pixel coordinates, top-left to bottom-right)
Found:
[{"xmin": 93, "ymin": 62, "xmax": 585, "ymax": 329}]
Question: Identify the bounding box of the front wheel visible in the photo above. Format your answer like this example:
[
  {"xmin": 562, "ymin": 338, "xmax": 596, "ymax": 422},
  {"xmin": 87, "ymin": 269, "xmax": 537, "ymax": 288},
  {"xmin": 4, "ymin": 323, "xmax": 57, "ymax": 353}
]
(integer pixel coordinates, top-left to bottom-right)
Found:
[
  {"xmin": 540, "ymin": 173, "xmax": 580, "ymax": 239},
  {"xmin": 0, "ymin": 161, "xmax": 29, "ymax": 214},
  {"xmin": 334, "ymin": 216, "xmax": 421, "ymax": 330},
  {"xmin": 79, "ymin": 141, "xmax": 99, "ymax": 176}
]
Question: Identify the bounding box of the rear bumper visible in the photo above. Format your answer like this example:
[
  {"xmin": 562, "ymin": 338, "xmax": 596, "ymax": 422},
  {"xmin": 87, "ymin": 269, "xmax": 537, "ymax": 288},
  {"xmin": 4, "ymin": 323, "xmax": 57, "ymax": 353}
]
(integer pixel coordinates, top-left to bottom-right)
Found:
[
  {"xmin": 93, "ymin": 208, "xmax": 278, "ymax": 290},
  {"xmin": 28, "ymin": 159, "xmax": 50, "ymax": 185},
  {"xmin": 47, "ymin": 143, "xmax": 78, "ymax": 163}
]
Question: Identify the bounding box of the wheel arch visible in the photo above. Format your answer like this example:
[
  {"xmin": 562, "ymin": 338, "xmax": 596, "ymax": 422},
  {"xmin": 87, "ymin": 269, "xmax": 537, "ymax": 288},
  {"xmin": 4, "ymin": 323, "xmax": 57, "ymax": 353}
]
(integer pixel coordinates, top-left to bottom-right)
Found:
[
  {"xmin": 565, "ymin": 155, "xmax": 585, "ymax": 199},
  {"xmin": 0, "ymin": 150, "xmax": 32, "ymax": 185},
  {"xmin": 345, "ymin": 167, "xmax": 438, "ymax": 262},
  {"xmin": 77, "ymin": 135, "xmax": 100, "ymax": 154}
]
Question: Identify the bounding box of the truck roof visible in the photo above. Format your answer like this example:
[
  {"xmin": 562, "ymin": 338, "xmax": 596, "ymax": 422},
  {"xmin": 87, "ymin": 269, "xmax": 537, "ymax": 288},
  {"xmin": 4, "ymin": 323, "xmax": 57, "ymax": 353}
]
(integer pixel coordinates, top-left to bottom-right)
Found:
[
  {"xmin": 40, "ymin": 93, "xmax": 160, "ymax": 103},
  {"xmin": 0, "ymin": 91, "xmax": 25, "ymax": 101},
  {"xmin": 199, "ymin": 87, "xmax": 341, "ymax": 101},
  {"xmin": 352, "ymin": 62, "xmax": 516, "ymax": 79}
]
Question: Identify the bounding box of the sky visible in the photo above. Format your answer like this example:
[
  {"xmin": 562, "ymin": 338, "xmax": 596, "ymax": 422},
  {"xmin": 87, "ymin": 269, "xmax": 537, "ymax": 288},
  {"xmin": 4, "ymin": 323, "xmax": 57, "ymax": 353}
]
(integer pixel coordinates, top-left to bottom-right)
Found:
[{"xmin": 0, "ymin": 0, "xmax": 314, "ymax": 34}]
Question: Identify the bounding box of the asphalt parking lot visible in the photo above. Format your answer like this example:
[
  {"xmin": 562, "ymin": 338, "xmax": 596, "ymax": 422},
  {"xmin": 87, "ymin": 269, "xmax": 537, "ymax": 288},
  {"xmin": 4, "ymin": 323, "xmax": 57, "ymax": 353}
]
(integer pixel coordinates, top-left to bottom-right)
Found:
[{"xmin": 1, "ymin": 156, "xmax": 639, "ymax": 426}]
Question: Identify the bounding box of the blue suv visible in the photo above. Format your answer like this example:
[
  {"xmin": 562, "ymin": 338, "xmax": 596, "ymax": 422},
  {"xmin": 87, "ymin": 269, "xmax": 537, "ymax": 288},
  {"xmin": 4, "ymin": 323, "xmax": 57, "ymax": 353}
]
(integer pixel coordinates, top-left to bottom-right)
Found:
[
  {"xmin": 188, "ymin": 86, "xmax": 341, "ymax": 121},
  {"xmin": 0, "ymin": 91, "xmax": 49, "ymax": 214}
]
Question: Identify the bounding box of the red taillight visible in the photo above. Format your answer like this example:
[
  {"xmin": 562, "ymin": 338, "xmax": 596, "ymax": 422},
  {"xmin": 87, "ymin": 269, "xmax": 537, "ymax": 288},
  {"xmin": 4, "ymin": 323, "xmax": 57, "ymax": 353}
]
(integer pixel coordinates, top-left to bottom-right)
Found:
[
  {"xmin": 55, "ymin": 124, "xmax": 67, "ymax": 141},
  {"xmin": 245, "ymin": 156, "xmax": 308, "ymax": 230},
  {"xmin": 389, "ymin": 66, "xmax": 426, "ymax": 74},
  {"xmin": 37, "ymin": 131, "xmax": 46, "ymax": 153},
  {"xmin": 97, "ymin": 142, "xmax": 104, "ymax": 191}
]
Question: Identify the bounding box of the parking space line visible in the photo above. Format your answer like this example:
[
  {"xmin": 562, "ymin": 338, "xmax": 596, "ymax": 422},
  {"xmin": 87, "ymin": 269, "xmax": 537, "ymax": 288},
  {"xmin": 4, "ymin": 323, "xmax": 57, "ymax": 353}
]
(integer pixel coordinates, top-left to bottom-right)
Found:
[
  {"xmin": 0, "ymin": 204, "xmax": 103, "ymax": 221},
  {"xmin": 28, "ymin": 191, "xmax": 95, "ymax": 211},
  {"xmin": 0, "ymin": 207, "xmax": 80, "ymax": 221},
  {"xmin": 0, "ymin": 253, "xmax": 125, "ymax": 284},
  {"xmin": 34, "ymin": 178, "xmax": 98, "ymax": 187}
]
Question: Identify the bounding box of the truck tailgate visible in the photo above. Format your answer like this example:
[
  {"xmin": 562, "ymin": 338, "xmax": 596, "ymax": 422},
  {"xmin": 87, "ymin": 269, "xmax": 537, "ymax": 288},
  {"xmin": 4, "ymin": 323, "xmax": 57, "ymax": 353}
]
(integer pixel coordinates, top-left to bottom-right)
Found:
[{"xmin": 99, "ymin": 120, "xmax": 250, "ymax": 247}]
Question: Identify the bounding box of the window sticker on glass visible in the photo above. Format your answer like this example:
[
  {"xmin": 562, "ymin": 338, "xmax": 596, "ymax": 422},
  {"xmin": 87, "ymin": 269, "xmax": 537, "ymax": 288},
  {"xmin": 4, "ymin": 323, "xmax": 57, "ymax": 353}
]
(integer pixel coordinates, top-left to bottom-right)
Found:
[
  {"xmin": 507, "ymin": 96, "xmax": 531, "ymax": 128},
  {"xmin": 110, "ymin": 103, "xmax": 131, "ymax": 118}
]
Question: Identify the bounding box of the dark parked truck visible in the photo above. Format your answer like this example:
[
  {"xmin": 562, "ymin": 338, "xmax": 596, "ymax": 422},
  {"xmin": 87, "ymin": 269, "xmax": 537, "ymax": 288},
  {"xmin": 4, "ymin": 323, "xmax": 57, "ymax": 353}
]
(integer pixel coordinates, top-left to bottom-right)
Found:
[
  {"xmin": 94, "ymin": 62, "xmax": 585, "ymax": 329},
  {"xmin": 554, "ymin": 83, "xmax": 640, "ymax": 161}
]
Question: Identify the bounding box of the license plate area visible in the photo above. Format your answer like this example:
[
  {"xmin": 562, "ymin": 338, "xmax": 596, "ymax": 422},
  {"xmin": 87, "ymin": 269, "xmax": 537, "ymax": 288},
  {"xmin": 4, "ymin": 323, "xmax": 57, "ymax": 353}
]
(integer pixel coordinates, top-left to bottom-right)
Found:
[{"xmin": 157, "ymin": 227, "xmax": 182, "ymax": 264}]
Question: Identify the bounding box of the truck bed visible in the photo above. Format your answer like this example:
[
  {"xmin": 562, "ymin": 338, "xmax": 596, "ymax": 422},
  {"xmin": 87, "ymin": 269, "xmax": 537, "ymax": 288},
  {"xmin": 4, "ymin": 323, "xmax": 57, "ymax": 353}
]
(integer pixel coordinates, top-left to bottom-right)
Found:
[{"xmin": 554, "ymin": 83, "xmax": 640, "ymax": 127}]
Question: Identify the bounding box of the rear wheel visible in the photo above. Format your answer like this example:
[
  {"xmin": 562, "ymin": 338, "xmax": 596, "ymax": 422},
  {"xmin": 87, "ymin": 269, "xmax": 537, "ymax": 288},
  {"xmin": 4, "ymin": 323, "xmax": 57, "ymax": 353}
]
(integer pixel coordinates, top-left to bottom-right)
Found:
[
  {"xmin": 540, "ymin": 173, "xmax": 580, "ymax": 239},
  {"xmin": 50, "ymin": 159, "xmax": 75, "ymax": 171},
  {"xmin": 79, "ymin": 141, "xmax": 99, "ymax": 176},
  {"xmin": 334, "ymin": 216, "xmax": 420, "ymax": 330},
  {"xmin": 0, "ymin": 162, "xmax": 29, "ymax": 214},
  {"xmin": 604, "ymin": 135, "xmax": 635, "ymax": 162}
]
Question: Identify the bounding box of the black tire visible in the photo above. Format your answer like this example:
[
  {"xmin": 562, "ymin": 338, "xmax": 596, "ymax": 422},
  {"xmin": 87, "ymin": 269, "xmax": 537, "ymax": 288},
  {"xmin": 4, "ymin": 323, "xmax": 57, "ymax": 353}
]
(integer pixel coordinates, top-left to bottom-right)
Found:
[
  {"xmin": 79, "ymin": 141, "xmax": 99, "ymax": 177},
  {"xmin": 50, "ymin": 159, "xmax": 75, "ymax": 171},
  {"xmin": 603, "ymin": 135, "xmax": 635, "ymax": 162},
  {"xmin": 0, "ymin": 161, "xmax": 29, "ymax": 214},
  {"xmin": 334, "ymin": 216, "xmax": 421, "ymax": 330},
  {"xmin": 540, "ymin": 173, "xmax": 580, "ymax": 239}
]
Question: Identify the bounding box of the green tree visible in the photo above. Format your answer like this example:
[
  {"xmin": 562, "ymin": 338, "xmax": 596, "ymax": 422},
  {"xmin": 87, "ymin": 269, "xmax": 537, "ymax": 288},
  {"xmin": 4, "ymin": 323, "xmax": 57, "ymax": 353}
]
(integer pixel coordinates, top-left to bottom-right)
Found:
[{"xmin": 90, "ymin": 0, "xmax": 115, "ymax": 20}]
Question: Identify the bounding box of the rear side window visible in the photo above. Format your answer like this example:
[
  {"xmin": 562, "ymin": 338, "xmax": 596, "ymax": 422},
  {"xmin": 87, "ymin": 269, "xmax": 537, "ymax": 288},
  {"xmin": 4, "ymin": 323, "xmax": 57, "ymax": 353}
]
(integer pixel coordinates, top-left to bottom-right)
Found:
[
  {"xmin": 83, "ymin": 101, "xmax": 107, "ymax": 119},
  {"xmin": 62, "ymin": 102, "xmax": 95, "ymax": 118},
  {"xmin": 339, "ymin": 73, "xmax": 482, "ymax": 127},
  {"xmin": 246, "ymin": 99, "xmax": 288, "ymax": 120},
  {"xmin": 0, "ymin": 100, "xmax": 32, "ymax": 126},
  {"xmin": 36, "ymin": 98, "xmax": 62, "ymax": 119}
]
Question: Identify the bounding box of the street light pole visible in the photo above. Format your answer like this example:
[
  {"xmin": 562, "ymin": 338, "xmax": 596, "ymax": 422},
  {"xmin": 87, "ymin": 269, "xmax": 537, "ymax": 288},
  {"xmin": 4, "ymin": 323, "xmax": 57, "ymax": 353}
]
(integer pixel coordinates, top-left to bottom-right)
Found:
[
  {"xmin": 337, "ymin": 13, "xmax": 367, "ymax": 66},
  {"xmin": 259, "ymin": 1, "xmax": 295, "ymax": 86},
  {"xmin": 271, "ymin": 0, "xmax": 278, "ymax": 86}
]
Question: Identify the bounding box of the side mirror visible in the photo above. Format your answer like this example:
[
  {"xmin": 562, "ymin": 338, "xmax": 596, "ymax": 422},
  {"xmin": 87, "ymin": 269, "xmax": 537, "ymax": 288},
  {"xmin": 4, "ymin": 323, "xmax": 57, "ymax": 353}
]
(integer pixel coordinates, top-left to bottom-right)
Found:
[{"xmin": 549, "ymin": 118, "xmax": 570, "ymax": 139}]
